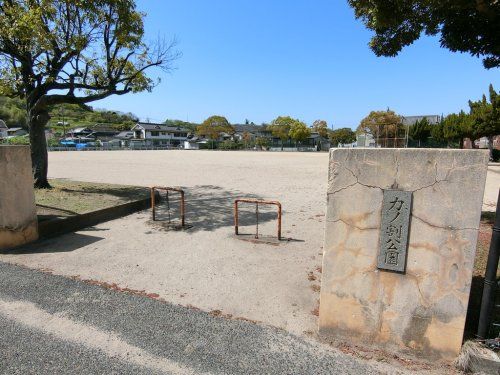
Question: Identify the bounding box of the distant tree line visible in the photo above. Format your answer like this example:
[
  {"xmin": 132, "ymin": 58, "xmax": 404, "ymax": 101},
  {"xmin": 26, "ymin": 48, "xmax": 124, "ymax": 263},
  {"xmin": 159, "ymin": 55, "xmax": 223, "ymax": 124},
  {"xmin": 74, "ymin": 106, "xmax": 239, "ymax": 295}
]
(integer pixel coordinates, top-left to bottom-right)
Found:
[{"xmin": 354, "ymin": 84, "xmax": 500, "ymax": 159}]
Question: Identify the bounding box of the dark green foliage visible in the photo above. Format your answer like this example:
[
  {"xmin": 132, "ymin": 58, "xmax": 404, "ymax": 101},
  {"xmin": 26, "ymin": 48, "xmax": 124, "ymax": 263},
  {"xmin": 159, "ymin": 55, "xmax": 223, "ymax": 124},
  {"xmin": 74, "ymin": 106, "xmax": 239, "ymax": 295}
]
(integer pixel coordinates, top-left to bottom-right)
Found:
[
  {"xmin": 409, "ymin": 118, "xmax": 432, "ymax": 146},
  {"xmin": 1, "ymin": 135, "xmax": 29, "ymax": 145},
  {"xmin": 469, "ymin": 84, "xmax": 500, "ymax": 139},
  {"xmin": 0, "ymin": 96, "xmax": 139, "ymax": 133},
  {"xmin": 0, "ymin": 96, "xmax": 27, "ymax": 128},
  {"xmin": 48, "ymin": 103, "xmax": 138, "ymax": 131},
  {"xmin": 348, "ymin": 0, "xmax": 500, "ymax": 68},
  {"xmin": 492, "ymin": 149, "xmax": 500, "ymax": 162}
]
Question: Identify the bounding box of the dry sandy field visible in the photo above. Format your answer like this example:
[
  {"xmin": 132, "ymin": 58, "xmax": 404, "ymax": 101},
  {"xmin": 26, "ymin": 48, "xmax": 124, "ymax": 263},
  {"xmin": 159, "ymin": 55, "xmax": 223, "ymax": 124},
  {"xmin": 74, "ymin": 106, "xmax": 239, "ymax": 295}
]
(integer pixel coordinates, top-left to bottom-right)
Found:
[{"xmin": 1, "ymin": 150, "xmax": 499, "ymax": 338}]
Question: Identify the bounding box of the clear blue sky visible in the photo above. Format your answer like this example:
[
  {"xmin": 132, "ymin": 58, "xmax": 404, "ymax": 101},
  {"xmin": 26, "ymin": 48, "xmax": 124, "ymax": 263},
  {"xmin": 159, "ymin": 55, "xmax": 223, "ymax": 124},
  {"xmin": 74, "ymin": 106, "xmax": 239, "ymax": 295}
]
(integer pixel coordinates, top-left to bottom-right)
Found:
[{"xmin": 97, "ymin": 0, "xmax": 499, "ymax": 129}]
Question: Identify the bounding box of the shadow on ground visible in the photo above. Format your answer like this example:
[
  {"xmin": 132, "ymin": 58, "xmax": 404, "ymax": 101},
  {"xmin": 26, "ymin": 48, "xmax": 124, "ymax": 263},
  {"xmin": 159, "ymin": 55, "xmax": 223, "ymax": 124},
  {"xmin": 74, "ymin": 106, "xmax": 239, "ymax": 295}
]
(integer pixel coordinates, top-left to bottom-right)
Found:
[
  {"xmin": 55, "ymin": 181, "xmax": 149, "ymax": 199},
  {"xmin": 150, "ymin": 185, "xmax": 281, "ymax": 233},
  {"xmin": 1, "ymin": 232, "xmax": 105, "ymax": 255}
]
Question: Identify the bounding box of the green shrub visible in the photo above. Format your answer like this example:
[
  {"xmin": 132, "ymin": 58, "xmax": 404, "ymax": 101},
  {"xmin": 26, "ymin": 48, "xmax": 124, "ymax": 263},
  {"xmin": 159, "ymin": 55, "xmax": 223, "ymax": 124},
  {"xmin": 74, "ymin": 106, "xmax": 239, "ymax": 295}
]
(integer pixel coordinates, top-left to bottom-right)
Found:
[
  {"xmin": 3, "ymin": 136, "xmax": 30, "ymax": 145},
  {"xmin": 218, "ymin": 140, "xmax": 242, "ymax": 150}
]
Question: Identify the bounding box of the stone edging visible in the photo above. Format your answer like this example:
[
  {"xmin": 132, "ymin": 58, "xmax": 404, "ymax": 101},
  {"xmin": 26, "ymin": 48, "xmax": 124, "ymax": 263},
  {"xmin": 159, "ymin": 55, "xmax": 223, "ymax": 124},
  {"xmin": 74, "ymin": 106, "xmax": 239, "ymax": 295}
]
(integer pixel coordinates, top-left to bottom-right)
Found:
[{"xmin": 38, "ymin": 197, "xmax": 151, "ymax": 239}]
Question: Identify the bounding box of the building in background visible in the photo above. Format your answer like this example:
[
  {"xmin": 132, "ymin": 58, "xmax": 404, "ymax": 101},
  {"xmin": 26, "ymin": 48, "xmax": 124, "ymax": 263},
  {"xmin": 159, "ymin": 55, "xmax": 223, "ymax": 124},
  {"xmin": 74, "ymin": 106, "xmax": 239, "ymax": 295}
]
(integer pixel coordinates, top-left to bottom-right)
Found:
[
  {"xmin": 6, "ymin": 127, "xmax": 27, "ymax": 138},
  {"xmin": 131, "ymin": 123, "xmax": 190, "ymax": 147}
]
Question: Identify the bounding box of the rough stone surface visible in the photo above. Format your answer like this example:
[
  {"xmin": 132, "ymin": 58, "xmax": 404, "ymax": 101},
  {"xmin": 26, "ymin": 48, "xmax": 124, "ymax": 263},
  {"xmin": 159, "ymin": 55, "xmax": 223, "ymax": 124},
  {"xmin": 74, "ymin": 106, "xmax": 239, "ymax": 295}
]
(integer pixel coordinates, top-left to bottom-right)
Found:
[
  {"xmin": 319, "ymin": 148, "xmax": 489, "ymax": 361},
  {"xmin": 0, "ymin": 146, "xmax": 38, "ymax": 249}
]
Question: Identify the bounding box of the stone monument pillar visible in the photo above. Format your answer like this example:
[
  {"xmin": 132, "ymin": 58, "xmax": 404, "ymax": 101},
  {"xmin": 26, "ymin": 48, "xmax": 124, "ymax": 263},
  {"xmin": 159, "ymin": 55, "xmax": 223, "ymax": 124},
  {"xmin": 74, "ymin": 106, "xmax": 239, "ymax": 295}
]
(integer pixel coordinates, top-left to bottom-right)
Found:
[
  {"xmin": 319, "ymin": 149, "xmax": 489, "ymax": 360},
  {"xmin": 0, "ymin": 145, "xmax": 38, "ymax": 250}
]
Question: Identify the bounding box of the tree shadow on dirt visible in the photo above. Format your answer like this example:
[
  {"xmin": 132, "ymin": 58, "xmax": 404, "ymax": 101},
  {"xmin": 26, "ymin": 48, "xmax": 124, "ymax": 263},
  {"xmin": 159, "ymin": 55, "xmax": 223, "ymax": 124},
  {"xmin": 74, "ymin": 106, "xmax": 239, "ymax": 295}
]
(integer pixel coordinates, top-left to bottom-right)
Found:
[{"xmin": 150, "ymin": 184, "xmax": 281, "ymax": 233}]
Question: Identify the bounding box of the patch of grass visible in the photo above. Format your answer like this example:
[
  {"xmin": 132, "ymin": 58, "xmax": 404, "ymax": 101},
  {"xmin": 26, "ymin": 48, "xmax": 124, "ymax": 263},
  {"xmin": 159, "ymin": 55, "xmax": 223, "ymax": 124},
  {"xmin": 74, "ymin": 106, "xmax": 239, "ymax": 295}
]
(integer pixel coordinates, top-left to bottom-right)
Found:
[{"xmin": 36, "ymin": 179, "xmax": 149, "ymax": 219}]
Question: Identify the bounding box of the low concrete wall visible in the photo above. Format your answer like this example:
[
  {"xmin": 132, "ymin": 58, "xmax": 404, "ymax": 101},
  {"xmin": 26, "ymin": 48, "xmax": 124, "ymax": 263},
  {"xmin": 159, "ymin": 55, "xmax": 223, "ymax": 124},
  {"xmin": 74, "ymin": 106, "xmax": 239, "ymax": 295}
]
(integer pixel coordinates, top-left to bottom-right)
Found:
[
  {"xmin": 0, "ymin": 146, "xmax": 38, "ymax": 249},
  {"xmin": 38, "ymin": 197, "xmax": 151, "ymax": 239},
  {"xmin": 319, "ymin": 149, "xmax": 489, "ymax": 361}
]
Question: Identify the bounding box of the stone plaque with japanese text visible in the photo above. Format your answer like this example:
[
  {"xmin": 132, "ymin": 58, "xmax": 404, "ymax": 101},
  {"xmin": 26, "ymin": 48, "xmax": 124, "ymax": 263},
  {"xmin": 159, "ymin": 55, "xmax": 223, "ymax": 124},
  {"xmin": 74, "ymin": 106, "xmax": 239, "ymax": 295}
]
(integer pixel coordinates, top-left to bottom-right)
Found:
[
  {"xmin": 377, "ymin": 190, "xmax": 412, "ymax": 273},
  {"xmin": 320, "ymin": 149, "xmax": 489, "ymax": 359}
]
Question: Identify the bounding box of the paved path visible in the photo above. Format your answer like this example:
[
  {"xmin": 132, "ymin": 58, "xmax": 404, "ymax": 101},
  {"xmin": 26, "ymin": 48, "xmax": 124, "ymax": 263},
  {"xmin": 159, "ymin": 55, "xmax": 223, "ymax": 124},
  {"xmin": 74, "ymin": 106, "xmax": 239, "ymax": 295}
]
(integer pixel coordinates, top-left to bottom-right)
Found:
[{"xmin": 0, "ymin": 261, "xmax": 383, "ymax": 375}]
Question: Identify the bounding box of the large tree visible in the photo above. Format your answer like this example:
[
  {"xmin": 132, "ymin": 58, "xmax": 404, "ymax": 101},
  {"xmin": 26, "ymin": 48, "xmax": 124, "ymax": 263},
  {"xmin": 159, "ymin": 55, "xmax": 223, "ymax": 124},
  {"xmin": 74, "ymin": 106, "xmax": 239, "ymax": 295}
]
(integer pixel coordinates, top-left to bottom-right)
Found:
[
  {"xmin": 0, "ymin": 0, "xmax": 179, "ymax": 188},
  {"xmin": 357, "ymin": 110, "xmax": 404, "ymax": 147},
  {"xmin": 409, "ymin": 118, "xmax": 432, "ymax": 147},
  {"xmin": 330, "ymin": 127, "xmax": 356, "ymax": 147},
  {"xmin": 348, "ymin": 0, "xmax": 500, "ymax": 69},
  {"xmin": 268, "ymin": 116, "xmax": 296, "ymax": 150},
  {"xmin": 312, "ymin": 119, "xmax": 329, "ymax": 138},
  {"xmin": 289, "ymin": 120, "xmax": 311, "ymax": 145},
  {"xmin": 196, "ymin": 115, "xmax": 234, "ymax": 142},
  {"xmin": 469, "ymin": 84, "xmax": 500, "ymax": 158},
  {"xmin": 440, "ymin": 111, "xmax": 475, "ymax": 148}
]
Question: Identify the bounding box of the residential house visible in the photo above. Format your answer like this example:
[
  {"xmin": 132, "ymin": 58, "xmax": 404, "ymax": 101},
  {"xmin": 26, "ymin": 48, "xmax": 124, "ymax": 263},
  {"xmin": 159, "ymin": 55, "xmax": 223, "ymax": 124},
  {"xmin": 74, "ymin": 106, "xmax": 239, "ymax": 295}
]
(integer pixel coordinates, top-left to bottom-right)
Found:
[
  {"xmin": 87, "ymin": 125, "xmax": 119, "ymax": 142},
  {"xmin": 183, "ymin": 136, "xmax": 206, "ymax": 150},
  {"xmin": 112, "ymin": 131, "xmax": 135, "ymax": 147},
  {"xmin": 233, "ymin": 124, "xmax": 271, "ymax": 141},
  {"xmin": 131, "ymin": 122, "xmax": 190, "ymax": 146},
  {"xmin": 65, "ymin": 127, "xmax": 93, "ymax": 138}
]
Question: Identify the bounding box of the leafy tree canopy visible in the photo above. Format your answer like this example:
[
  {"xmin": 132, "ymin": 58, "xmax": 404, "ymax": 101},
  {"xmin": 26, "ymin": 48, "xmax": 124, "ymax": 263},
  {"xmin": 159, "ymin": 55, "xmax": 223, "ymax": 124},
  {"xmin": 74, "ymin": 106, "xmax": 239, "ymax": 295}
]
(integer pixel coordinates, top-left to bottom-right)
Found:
[
  {"xmin": 312, "ymin": 119, "xmax": 329, "ymax": 138},
  {"xmin": 289, "ymin": 120, "xmax": 311, "ymax": 143},
  {"xmin": 0, "ymin": 96, "xmax": 27, "ymax": 128},
  {"xmin": 330, "ymin": 127, "xmax": 356, "ymax": 146},
  {"xmin": 348, "ymin": 0, "xmax": 500, "ymax": 68},
  {"xmin": 0, "ymin": 0, "xmax": 179, "ymax": 187},
  {"xmin": 196, "ymin": 115, "xmax": 234, "ymax": 140},
  {"xmin": 357, "ymin": 110, "xmax": 402, "ymax": 138},
  {"xmin": 268, "ymin": 116, "xmax": 296, "ymax": 141}
]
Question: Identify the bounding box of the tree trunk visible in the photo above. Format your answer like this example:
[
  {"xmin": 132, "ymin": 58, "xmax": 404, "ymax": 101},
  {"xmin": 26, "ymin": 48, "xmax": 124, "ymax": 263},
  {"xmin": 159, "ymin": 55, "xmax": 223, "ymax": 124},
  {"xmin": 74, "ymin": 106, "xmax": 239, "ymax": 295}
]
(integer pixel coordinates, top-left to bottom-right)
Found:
[{"xmin": 29, "ymin": 109, "xmax": 51, "ymax": 189}]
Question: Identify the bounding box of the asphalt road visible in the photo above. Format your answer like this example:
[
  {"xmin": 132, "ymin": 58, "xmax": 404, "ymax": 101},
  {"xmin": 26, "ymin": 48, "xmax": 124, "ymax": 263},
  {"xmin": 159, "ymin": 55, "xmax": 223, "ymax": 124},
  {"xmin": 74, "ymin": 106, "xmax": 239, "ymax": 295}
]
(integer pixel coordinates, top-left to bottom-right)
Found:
[{"xmin": 0, "ymin": 262, "xmax": 381, "ymax": 375}]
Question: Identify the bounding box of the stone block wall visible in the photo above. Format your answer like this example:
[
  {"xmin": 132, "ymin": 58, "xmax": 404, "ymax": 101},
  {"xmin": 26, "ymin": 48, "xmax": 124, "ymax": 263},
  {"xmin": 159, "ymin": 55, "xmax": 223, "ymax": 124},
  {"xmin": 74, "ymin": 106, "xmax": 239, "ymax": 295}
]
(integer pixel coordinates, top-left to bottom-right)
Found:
[
  {"xmin": 0, "ymin": 146, "xmax": 38, "ymax": 249},
  {"xmin": 319, "ymin": 149, "xmax": 489, "ymax": 360}
]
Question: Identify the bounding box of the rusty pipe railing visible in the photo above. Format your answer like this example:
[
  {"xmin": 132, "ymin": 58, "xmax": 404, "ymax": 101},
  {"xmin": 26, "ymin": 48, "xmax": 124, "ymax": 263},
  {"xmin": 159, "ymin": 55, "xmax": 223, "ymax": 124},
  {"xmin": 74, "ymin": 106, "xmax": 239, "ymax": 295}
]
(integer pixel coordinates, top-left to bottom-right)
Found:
[
  {"xmin": 151, "ymin": 186, "xmax": 185, "ymax": 227},
  {"xmin": 234, "ymin": 198, "xmax": 282, "ymax": 240}
]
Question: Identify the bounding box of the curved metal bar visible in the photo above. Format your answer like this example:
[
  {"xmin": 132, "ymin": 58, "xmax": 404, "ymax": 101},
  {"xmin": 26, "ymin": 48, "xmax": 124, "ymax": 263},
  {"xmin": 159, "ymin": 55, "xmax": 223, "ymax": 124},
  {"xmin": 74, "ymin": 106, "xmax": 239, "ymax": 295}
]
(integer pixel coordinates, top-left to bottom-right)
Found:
[
  {"xmin": 151, "ymin": 186, "xmax": 185, "ymax": 227},
  {"xmin": 234, "ymin": 198, "xmax": 282, "ymax": 240}
]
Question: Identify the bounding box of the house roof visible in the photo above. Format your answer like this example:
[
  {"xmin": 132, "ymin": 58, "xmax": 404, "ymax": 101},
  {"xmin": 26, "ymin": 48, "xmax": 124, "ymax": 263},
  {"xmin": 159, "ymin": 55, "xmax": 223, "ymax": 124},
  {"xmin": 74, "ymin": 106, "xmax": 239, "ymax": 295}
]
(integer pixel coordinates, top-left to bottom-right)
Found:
[
  {"xmin": 0, "ymin": 120, "xmax": 7, "ymax": 129},
  {"xmin": 91, "ymin": 124, "xmax": 121, "ymax": 133},
  {"xmin": 233, "ymin": 124, "xmax": 268, "ymax": 133},
  {"xmin": 133, "ymin": 122, "xmax": 190, "ymax": 132},
  {"xmin": 115, "ymin": 131, "xmax": 135, "ymax": 139},
  {"xmin": 69, "ymin": 127, "xmax": 93, "ymax": 133}
]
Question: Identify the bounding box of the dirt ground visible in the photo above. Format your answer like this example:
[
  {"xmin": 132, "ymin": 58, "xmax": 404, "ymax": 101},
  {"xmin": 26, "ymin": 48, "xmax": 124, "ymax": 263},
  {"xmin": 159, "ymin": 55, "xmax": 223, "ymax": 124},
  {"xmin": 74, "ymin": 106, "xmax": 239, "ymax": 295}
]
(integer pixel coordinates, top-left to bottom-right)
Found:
[{"xmin": 1, "ymin": 150, "xmax": 499, "ymax": 338}]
